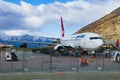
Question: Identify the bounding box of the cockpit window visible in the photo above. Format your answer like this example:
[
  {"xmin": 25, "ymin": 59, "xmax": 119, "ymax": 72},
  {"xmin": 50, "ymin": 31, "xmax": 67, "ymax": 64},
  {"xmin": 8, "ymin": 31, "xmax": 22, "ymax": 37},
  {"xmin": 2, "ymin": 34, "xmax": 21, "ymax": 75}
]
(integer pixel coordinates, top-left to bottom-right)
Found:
[
  {"xmin": 90, "ymin": 37, "xmax": 102, "ymax": 40},
  {"xmin": 76, "ymin": 35, "xmax": 85, "ymax": 38}
]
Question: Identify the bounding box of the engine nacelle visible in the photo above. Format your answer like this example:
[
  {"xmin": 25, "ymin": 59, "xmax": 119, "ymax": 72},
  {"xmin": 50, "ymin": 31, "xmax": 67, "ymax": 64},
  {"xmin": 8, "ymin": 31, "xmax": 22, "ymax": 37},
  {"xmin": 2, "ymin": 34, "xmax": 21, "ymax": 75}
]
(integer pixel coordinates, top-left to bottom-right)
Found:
[{"xmin": 54, "ymin": 44, "xmax": 64, "ymax": 52}]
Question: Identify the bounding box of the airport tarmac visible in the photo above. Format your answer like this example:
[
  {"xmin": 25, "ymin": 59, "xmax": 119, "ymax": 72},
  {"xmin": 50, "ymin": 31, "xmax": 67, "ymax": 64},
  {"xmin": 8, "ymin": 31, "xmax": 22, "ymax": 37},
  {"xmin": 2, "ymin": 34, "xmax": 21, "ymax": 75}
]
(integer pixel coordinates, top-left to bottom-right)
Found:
[{"xmin": 0, "ymin": 50, "xmax": 120, "ymax": 73}]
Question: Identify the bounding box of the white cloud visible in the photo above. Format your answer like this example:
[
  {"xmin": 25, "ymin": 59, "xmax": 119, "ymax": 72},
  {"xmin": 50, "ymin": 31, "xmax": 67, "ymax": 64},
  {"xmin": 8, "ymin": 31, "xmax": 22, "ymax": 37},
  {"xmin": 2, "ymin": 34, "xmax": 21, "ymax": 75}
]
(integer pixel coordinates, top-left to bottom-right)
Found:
[
  {"xmin": 24, "ymin": 16, "xmax": 44, "ymax": 28},
  {"xmin": 0, "ymin": 0, "xmax": 120, "ymax": 36},
  {"xmin": 4, "ymin": 30, "xmax": 31, "ymax": 36},
  {"xmin": 4, "ymin": 30, "xmax": 43, "ymax": 36}
]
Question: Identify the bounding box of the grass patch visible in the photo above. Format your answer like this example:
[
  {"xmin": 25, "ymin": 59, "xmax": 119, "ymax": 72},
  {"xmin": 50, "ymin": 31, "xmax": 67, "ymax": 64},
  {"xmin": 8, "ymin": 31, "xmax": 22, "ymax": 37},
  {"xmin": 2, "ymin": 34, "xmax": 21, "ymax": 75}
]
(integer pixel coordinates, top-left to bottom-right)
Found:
[{"xmin": 0, "ymin": 72, "xmax": 120, "ymax": 80}]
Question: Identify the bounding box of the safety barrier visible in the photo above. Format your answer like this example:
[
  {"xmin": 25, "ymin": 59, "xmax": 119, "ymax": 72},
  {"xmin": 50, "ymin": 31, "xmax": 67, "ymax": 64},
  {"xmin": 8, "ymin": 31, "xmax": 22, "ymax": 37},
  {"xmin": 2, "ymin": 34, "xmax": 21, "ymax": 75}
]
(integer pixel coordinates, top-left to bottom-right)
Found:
[{"xmin": 0, "ymin": 49, "xmax": 120, "ymax": 73}]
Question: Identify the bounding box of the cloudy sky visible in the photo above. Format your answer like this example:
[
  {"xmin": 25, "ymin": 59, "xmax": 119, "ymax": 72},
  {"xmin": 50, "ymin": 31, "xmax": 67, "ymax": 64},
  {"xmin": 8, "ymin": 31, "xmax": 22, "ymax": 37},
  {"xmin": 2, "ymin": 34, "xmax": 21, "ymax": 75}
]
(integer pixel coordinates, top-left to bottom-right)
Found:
[{"xmin": 0, "ymin": 0, "xmax": 120, "ymax": 38}]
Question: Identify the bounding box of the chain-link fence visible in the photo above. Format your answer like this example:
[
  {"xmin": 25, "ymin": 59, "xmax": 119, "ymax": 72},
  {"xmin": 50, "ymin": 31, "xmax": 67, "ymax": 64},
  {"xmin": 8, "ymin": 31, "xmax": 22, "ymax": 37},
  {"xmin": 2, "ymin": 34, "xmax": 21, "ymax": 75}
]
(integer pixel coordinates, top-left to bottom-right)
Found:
[{"xmin": 0, "ymin": 48, "xmax": 120, "ymax": 73}]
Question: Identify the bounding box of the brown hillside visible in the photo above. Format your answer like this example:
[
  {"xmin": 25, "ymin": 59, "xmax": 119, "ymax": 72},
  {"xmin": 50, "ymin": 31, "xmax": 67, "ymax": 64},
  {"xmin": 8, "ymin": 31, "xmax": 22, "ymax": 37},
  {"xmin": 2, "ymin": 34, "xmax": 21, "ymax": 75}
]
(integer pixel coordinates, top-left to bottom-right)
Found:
[{"xmin": 75, "ymin": 7, "xmax": 120, "ymax": 41}]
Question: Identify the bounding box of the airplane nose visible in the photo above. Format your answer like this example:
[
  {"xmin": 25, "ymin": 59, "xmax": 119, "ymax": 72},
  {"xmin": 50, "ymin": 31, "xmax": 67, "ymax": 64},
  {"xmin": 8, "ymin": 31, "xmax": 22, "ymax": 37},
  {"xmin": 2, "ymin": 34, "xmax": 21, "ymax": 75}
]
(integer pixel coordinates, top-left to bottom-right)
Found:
[{"xmin": 98, "ymin": 40, "xmax": 104, "ymax": 46}]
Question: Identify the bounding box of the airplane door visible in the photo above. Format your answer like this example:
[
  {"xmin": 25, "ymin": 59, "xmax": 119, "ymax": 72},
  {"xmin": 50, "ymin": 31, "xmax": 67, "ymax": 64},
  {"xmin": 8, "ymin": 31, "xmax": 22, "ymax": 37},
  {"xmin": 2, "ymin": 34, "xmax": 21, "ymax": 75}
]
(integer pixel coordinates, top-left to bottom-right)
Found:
[{"xmin": 82, "ymin": 37, "xmax": 88, "ymax": 48}]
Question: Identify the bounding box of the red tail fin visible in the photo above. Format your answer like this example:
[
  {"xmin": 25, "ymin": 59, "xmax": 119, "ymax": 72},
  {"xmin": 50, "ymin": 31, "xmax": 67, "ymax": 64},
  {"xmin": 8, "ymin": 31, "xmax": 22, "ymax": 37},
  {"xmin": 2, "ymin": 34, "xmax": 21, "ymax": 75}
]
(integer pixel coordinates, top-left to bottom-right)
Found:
[{"xmin": 60, "ymin": 16, "xmax": 65, "ymax": 37}]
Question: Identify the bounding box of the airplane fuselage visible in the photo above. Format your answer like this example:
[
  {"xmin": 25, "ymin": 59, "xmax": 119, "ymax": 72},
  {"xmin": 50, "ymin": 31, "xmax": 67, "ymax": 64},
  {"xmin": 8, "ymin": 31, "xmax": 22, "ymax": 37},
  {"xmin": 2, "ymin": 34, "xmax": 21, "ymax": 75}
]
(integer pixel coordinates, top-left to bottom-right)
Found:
[{"xmin": 57, "ymin": 32, "xmax": 104, "ymax": 51}]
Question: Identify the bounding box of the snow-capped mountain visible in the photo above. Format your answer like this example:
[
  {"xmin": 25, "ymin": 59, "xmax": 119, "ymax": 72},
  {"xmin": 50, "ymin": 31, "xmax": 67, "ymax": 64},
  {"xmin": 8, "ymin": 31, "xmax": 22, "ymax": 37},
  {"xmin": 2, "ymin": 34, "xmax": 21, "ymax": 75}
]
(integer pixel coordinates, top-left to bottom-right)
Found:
[{"xmin": 0, "ymin": 34, "xmax": 57, "ymax": 48}]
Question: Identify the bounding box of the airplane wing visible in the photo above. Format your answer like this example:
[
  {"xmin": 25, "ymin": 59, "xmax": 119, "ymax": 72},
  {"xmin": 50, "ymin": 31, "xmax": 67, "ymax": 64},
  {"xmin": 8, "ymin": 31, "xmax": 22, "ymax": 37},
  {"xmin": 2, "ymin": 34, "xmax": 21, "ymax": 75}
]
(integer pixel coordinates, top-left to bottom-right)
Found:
[
  {"xmin": 0, "ymin": 36, "xmax": 61, "ymax": 48},
  {"xmin": 10, "ymin": 40, "xmax": 57, "ymax": 45},
  {"xmin": 6, "ymin": 38, "xmax": 60, "ymax": 46}
]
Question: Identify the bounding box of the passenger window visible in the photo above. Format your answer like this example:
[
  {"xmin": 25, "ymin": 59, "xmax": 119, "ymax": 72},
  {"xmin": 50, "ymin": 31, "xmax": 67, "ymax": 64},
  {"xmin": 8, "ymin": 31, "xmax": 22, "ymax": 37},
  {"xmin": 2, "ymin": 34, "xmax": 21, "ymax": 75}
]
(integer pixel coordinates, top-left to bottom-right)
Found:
[
  {"xmin": 76, "ymin": 35, "xmax": 85, "ymax": 38},
  {"xmin": 90, "ymin": 37, "xmax": 102, "ymax": 40}
]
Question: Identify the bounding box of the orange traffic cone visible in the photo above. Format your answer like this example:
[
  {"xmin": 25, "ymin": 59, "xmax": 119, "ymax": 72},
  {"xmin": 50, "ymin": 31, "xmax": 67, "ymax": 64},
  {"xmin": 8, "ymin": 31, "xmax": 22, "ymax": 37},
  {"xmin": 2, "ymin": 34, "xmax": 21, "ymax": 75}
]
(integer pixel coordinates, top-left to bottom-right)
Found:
[{"xmin": 81, "ymin": 56, "xmax": 88, "ymax": 66}]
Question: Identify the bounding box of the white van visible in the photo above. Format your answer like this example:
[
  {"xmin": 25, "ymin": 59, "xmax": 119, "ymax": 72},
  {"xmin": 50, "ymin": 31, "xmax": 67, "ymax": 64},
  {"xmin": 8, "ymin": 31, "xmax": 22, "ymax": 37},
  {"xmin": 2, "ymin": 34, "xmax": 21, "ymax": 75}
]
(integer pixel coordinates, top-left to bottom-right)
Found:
[
  {"xmin": 5, "ymin": 49, "xmax": 18, "ymax": 61},
  {"xmin": 5, "ymin": 52, "xmax": 12, "ymax": 61},
  {"xmin": 111, "ymin": 51, "xmax": 120, "ymax": 63}
]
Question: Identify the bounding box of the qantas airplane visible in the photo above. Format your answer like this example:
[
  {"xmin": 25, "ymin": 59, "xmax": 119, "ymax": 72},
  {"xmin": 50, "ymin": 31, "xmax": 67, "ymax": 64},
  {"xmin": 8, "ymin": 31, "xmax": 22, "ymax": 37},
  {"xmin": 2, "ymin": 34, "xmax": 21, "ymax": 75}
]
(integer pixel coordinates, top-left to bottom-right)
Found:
[{"xmin": 54, "ymin": 17, "xmax": 104, "ymax": 51}]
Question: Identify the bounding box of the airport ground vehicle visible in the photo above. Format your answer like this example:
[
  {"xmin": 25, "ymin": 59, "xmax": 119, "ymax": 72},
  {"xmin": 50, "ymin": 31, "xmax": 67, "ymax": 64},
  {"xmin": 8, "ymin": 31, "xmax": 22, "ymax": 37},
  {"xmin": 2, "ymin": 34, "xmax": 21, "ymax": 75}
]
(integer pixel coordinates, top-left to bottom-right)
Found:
[
  {"xmin": 111, "ymin": 51, "xmax": 120, "ymax": 63},
  {"xmin": 5, "ymin": 49, "xmax": 18, "ymax": 61}
]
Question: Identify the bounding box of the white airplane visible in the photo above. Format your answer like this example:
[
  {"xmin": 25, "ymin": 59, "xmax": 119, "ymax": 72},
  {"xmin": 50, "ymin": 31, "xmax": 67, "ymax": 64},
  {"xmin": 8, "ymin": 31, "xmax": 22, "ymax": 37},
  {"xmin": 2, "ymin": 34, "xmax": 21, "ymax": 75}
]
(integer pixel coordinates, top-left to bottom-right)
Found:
[{"xmin": 54, "ymin": 17, "xmax": 104, "ymax": 51}]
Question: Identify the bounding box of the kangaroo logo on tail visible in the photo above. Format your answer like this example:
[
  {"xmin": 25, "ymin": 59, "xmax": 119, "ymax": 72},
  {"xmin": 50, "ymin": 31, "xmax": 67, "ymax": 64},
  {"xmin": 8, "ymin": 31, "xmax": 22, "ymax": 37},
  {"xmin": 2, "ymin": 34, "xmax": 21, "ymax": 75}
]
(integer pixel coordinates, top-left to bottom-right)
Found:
[{"xmin": 60, "ymin": 16, "xmax": 65, "ymax": 37}]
